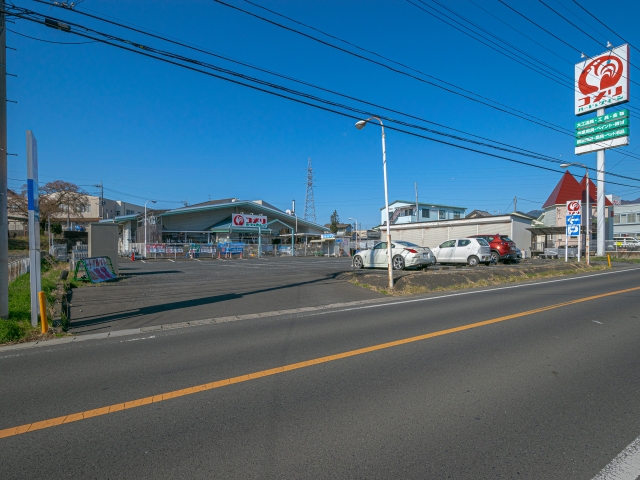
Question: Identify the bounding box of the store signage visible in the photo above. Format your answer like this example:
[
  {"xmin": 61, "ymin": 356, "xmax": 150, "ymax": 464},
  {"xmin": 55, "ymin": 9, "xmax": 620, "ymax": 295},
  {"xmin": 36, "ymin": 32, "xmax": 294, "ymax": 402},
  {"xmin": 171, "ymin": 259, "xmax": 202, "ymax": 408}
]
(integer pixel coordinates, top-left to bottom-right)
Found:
[
  {"xmin": 576, "ymin": 127, "xmax": 629, "ymax": 147},
  {"xmin": 231, "ymin": 214, "xmax": 267, "ymax": 227},
  {"xmin": 575, "ymin": 44, "xmax": 629, "ymax": 115},
  {"xmin": 321, "ymin": 233, "xmax": 336, "ymax": 239},
  {"xmin": 575, "ymin": 117, "xmax": 628, "ymax": 137},
  {"xmin": 575, "ymin": 109, "xmax": 628, "ymax": 130},
  {"xmin": 566, "ymin": 200, "xmax": 582, "ymax": 216}
]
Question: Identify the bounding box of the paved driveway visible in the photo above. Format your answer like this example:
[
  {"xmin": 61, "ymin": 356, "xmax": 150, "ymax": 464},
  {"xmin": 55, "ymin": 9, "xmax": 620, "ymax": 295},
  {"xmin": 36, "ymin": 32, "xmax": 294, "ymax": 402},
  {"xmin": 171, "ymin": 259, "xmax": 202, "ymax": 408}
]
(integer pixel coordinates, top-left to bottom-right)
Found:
[{"xmin": 69, "ymin": 256, "xmax": 382, "ymax": 334}]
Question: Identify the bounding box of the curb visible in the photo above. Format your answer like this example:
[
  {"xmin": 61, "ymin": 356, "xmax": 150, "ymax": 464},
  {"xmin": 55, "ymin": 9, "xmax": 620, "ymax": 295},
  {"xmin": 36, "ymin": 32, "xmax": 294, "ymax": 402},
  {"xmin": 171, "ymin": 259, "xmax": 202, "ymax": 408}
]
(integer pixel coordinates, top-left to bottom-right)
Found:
[{"xmin": 3, "ymin": 265, "xmax": 638, "ymax": 354}]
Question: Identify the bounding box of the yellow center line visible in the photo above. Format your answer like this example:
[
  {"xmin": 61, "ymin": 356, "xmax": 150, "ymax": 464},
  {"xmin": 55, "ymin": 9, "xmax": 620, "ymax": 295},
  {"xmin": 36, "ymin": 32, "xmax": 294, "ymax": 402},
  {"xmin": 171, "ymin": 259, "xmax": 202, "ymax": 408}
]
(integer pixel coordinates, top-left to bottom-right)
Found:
[{"xmin": 2, "ymin": 285, "xmax": 639, "ymax": 440}]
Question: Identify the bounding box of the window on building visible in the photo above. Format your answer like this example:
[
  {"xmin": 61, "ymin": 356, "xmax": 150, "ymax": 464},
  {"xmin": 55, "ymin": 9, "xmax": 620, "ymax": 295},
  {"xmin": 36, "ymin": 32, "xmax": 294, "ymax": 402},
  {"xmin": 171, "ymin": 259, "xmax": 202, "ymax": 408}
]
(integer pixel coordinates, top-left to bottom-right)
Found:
[
  {"xmin": 439, "ymin": 209, "xmax": 446, "ymax": 220},
  {"xmin": 126, "ymin": 209, "xmax": 135, "ymax": 215},
  {"xmin": 614, "ymin": 214, "xmax": 621, "ymax": 224},
  {"xmin": 421, "ymin": 208, "xmax": 430, "ymax": 218},
  {"xmin": 116, "ymin": 210, "xmax": 121, "ymax": 216},
  {"xmin": 628, "ymin": 213, "xmax": 637, "ymax": 223},
  {"xmin": 453, "ymin": 211, "xmax": 461, "ymax": 219},
  {"xmin": 620, "ymin": 215, "xmax": 627, "ymax": 224},
  {"xmin": 402, "ymin": 208, "xmax": 414, "ymax": 216}
]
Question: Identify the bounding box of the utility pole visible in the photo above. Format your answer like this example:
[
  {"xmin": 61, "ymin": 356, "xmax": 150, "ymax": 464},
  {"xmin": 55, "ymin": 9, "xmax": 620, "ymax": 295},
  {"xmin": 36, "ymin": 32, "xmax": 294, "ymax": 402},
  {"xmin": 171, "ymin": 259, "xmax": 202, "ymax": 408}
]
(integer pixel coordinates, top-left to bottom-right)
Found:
[
  {"xmin": 94, "ymin": 181, "xmax": 103, "ymax": 220},
  {"xmin": 513, "ymin": 196, "xmax": 517, "ymax": 213},
  {"xmin": 0, "ymin": 1, "xmax": 9, "ymax": 318}
]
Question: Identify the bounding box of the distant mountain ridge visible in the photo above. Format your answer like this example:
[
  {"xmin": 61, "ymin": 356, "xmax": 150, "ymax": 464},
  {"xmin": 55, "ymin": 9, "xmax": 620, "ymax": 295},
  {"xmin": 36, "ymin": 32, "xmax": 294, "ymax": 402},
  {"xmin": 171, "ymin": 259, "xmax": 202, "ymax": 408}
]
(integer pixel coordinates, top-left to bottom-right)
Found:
[{"xmin": 621, "ymin": 197, "xmax": 640, "ymax": 205}]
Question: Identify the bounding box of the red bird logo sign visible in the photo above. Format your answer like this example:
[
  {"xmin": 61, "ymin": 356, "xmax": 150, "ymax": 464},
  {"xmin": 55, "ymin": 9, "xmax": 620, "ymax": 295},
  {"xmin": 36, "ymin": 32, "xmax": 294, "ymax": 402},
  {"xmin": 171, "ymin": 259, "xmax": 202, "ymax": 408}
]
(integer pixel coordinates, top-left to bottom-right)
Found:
[{"xmin": 575, "ymin": 45, "xmax": 629, "ymax": 115}]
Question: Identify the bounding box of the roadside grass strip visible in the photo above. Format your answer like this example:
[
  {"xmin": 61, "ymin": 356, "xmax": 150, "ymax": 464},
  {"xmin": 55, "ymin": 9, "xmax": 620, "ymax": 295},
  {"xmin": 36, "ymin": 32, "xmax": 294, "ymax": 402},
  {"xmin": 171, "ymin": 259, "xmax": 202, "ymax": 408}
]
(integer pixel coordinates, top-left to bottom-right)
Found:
[{"xmin": 1, "ymin": 285, "xmax": 640, "ymax": 439}]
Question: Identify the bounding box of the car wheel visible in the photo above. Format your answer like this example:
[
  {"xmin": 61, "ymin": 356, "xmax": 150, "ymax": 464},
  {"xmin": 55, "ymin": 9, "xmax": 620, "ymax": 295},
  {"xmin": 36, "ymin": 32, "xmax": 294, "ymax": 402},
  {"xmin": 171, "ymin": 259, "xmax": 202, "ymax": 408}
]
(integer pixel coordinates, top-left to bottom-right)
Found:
[
  {"xmin": 353, "ymin": 255, "xmax": 364, "ymax": 269},
  {"xmin": 392, "ymin": 255, "xmax": 405, "ymax": 270},
  {"xmin": 490, "ymin": 251, "xmax": 500, "ymax": 264},
  {"xmin": 467, "ymin": 255, "xmax": 479, "ymax": 267}
]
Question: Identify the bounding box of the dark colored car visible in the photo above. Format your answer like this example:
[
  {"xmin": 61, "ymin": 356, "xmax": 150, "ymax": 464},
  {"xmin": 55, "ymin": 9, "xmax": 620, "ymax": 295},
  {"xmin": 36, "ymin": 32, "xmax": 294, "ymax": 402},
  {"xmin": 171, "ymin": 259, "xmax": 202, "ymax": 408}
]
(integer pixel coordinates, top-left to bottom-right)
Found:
[{"xmin": 468, "ymin": 234, "xmax": 519, "ymax": 264}]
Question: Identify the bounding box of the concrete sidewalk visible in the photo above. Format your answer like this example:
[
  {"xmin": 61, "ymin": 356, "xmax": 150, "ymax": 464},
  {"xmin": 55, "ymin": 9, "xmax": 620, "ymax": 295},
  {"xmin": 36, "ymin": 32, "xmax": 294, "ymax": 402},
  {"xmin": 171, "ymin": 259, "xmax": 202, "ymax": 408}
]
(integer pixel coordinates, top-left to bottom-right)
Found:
[{"xmin": 68, "ymin": 257, "xmax": 382, "ymax": 335}]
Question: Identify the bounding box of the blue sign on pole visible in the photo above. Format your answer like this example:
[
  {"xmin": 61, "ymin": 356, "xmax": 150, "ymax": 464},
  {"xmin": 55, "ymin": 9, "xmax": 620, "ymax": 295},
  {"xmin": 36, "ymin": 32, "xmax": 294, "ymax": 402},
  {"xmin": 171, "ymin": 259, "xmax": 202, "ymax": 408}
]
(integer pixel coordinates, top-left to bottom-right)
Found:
[
  {"xmin": 566, "ymin": 215, "xmax": 581, "ymax": 226},
  {"xmin": 567, "ymin": 225, "xmax": 580, "ymax": 237}
]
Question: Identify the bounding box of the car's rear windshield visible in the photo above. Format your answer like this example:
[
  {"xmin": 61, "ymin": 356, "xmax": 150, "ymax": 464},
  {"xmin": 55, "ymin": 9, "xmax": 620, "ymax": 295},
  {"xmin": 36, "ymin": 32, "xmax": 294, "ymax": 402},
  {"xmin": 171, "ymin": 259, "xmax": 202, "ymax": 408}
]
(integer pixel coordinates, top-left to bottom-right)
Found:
[
  {"xmin": 500, "ymin": 236, "xmax": 514, "ymax": 242},
  {"xmin": 394, "ymin": 241, "xmax": 420, "ymax": 247},
  {"xmin": 475, "ymin": 238, "xmax": 489, "ymax": 246}
]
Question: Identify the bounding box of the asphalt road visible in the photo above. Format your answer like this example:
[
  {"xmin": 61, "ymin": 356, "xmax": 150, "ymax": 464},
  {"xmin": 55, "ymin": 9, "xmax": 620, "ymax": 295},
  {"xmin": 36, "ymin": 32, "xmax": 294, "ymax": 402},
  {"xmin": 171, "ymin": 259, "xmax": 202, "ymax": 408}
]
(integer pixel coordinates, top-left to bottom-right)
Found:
[
  {"xmin": 69, "ymin": 256, "xmax": 381, "ymax": 334},
  {"xmin": 2, "ymin": 266, "xmax": 640, "ymax": 478}
]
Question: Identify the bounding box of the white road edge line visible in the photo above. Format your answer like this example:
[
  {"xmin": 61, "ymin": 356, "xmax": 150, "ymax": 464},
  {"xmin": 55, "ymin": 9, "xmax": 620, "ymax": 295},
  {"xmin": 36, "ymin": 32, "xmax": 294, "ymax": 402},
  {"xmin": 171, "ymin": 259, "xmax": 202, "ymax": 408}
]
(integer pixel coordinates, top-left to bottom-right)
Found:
[
  {"xmin": 304, "ymin": 266, "xmax": 640, "ymax": 318},
  {"xmin": 591, "ymin": 435, "xmax": 640, "ymax": 480}
]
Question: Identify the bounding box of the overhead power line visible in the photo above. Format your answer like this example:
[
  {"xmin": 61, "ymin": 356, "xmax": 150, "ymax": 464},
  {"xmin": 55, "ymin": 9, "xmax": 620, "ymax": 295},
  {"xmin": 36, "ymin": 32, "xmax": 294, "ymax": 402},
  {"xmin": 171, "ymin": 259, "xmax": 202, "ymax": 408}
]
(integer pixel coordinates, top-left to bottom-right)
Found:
[
  {"xmin": 7, "ymin": 5, "xmax": 640, "ymax": 187},
  {"xmin": 7, "ymin": 27, "xmax": 96, "ymax": 44},
  {"xmin": 569, "ymin": 0, "xmax": 639, "ymax": 56},
  {"xmin": 537, "ymin": 0, "xmax": 640, "ymax": 81},
  {"xmin": 207, "ymin": 0, "xmax": 573, "ymax": 136},
  {"xmin": 411, "ymin": 0, "xmax": 640, "ymax": 113},
  {"xmin": 16, "ymin": 5, "xmax": 640, "ymax": 168}
]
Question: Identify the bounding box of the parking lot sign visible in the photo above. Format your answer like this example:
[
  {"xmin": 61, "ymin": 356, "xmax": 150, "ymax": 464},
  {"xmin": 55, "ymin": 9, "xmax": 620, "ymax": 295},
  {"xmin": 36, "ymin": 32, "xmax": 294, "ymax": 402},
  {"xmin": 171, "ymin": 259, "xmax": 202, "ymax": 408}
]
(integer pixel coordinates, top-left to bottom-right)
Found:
[{"xmin": 567, "ymin": 225, "xmax": 580, "ymax": 237}]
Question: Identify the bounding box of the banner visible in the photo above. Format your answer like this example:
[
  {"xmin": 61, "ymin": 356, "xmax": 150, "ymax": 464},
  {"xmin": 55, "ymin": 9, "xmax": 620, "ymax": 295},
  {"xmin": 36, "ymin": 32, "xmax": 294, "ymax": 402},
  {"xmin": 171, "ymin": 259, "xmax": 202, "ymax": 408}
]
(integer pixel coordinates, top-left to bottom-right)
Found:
[
  {"xmin": 74, "ymin": 257, "xmax": 117, "ymax": 283},
  {"xmin": 146, "ymin": 244, "xmax": 166, "ymax": 253}
]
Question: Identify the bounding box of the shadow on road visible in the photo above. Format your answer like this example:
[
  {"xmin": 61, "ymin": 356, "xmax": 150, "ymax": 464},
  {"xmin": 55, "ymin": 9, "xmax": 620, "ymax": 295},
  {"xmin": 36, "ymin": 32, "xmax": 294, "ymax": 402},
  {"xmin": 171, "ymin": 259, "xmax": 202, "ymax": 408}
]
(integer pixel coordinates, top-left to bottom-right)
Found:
[{"xmin": 69, "ymin": 272, "xmax": 344, "ymax": 332}]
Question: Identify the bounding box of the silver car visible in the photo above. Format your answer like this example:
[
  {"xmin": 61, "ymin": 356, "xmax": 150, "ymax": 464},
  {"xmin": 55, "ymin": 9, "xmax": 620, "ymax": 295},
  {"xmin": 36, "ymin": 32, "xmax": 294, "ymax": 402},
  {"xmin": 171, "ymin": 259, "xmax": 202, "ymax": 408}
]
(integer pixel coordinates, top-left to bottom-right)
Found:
[
  {"xmin": 353, "ymin": 241, "xmax": 436, "ymax": 270},
  {"xmin": 431, "ymin": 238, "xmax": 491, "ymax": 267}
]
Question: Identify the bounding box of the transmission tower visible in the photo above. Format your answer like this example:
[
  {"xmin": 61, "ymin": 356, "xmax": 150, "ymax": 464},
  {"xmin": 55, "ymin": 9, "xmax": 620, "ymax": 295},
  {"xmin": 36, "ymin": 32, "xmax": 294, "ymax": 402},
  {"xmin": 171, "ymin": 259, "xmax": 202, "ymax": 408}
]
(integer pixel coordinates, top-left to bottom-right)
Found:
[{"xmin": 304, "ymin": 157, "xmax": 316, "ymax": 223}]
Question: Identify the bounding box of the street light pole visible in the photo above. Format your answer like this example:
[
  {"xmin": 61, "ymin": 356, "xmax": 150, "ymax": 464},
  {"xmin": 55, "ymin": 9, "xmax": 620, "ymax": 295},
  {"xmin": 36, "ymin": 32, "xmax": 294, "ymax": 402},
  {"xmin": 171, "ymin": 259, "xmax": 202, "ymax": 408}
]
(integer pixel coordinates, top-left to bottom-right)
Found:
[
  {"xmin": 349, "ymin": 217, "xmax": 357, "ymax": 256},
  {"xmin": 356, "ymin": 117, "xmax": 393, "ymax": 290},
  {"xmin": 561, "ymin": 163, "xmax": 590, "ymax": 265},
  {"xmin": 144, "ymin": 199, "xmax": 156, "ymax": 259}
]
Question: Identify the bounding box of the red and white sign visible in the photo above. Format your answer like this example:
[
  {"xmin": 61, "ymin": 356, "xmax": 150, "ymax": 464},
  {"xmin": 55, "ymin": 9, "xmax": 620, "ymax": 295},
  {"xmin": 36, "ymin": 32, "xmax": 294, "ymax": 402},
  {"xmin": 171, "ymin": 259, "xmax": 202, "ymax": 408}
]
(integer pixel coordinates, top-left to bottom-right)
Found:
[
  {"xmin": 231, "ymin": 214, "xmax": 267, "ymax": 227},
  {"xmin": 566, "ymin": 200, "xmax": 582, "ymax": 215},
  {"xmin": 575, "ymin": 44, "xmax": 629, "ymax": 115}
]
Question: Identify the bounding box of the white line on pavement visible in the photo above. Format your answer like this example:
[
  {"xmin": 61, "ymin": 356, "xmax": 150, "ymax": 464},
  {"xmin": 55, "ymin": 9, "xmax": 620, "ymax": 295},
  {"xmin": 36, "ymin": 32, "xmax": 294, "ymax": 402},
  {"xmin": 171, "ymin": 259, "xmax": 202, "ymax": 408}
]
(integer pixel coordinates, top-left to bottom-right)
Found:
[
  {"xmin": 593, "ymin": 320, "xmax": 603, "ymax": 324},
  {"xmin": 302, "ymin": 267, "xmax": 640, "ymax": 318},
  {"xmin": 591, "ymin": 435, "xmax": 640, "ymax": 480},
  {"xmin": 168, "ymin": 259, "xmax": 175, "ymax": 262},
  {"xmin": 141, "ymin": 260, "xmax": 146, "ymax": 264}
]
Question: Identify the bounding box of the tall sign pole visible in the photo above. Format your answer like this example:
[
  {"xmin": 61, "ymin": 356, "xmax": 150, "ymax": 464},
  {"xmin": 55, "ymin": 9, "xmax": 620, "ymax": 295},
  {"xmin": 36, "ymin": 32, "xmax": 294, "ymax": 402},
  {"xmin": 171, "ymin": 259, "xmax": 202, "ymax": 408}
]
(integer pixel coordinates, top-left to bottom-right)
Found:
[
  {"xmin": 27, "ymin": 131, "xmax": 41, "ymax": 327},
  {"xmin": 596, "ymin": 116, "xmax": 606, "ymax": 257},
  {"xmin": 575, "ymin": 44, "xmax": 630, "ymax": 257},
  {"xmin": 0, "ymin": 1, "xmax": 8, "ymax": 318}
]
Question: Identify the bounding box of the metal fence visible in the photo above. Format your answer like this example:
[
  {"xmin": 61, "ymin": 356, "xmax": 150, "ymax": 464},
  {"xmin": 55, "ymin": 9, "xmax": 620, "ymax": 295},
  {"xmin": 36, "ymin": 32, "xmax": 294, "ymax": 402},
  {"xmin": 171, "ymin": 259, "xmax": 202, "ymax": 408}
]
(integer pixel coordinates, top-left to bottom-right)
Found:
[
  {"xmin": 605, "ymin": 240, "xmax": 640, "ymax": 253},
  {"xmin": 8, "ymin": 257, "xmax": 30, "ymax": 283},
  {"xmin": 70, "ymin": 244, "xmax": 89, "ymax": 270}
]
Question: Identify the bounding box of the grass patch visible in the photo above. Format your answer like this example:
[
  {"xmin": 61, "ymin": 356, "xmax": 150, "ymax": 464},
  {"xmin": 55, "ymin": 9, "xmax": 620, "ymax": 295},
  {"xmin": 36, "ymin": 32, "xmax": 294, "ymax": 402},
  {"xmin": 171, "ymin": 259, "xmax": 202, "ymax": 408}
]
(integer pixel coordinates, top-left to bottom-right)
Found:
[
  {"xmin": 1, "ymin": 261, "xmax": 70, "ymax": 344},
  {"xmin": 593, "ymin": 256, "xmax": 640, "ymax": 263},
  {"xmin": 349, "ymin": 265, "xmax": 607, "ymax": 297}
]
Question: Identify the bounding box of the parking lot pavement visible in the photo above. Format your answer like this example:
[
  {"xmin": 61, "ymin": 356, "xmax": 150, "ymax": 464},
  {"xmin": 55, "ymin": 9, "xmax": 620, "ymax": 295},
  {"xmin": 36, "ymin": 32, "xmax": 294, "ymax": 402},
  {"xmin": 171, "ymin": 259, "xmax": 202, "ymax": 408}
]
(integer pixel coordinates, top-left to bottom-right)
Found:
[{"xmin": 68, "ymin": 256, "xmax": 382, "ymax": 335}]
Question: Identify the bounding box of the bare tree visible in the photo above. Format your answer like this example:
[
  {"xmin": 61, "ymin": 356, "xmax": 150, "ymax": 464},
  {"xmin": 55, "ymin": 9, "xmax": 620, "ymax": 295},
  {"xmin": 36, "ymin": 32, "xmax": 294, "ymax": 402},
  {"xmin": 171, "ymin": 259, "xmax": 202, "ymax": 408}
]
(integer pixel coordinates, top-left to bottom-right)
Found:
[{"xmin": 7, "ymin": 180, "xmax": 89, "ymax": 230}]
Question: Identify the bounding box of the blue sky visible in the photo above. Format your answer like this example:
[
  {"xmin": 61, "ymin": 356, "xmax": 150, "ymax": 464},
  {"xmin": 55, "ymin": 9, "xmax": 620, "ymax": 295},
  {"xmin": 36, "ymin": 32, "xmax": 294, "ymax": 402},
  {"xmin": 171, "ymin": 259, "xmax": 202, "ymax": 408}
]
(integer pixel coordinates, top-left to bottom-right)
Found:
[{"xmin": 6, "ymin": 0, "xmax": 640, "ymax": 229}]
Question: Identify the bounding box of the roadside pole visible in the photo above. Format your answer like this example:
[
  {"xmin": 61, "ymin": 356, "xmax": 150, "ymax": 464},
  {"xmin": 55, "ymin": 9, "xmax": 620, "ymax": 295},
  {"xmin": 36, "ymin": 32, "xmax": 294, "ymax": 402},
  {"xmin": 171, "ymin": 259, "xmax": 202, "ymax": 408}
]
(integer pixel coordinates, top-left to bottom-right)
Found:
[
  {"xmin": 0, "ymin": 1, "xmax": 8, "ymax": 318},
  {"xmin": 258, "ymin": 224, "xmax": 261, "ymax": 257},
  {"xmin": 565, "ymin": 231, "xmax": 568, "ymax": 262},
  {"xmin": 596, "ymin": 107, "xmax": 605, "ymax": 257},
  {"xmin": 27, "ymin": 131, "xmax": 41, "ymax": 327}
]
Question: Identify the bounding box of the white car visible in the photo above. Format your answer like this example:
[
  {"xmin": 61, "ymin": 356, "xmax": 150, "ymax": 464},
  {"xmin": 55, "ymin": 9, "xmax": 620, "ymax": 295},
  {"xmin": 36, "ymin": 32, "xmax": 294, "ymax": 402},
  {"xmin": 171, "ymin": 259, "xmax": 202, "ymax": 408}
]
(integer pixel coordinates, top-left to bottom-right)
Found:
[
  {"xmin": 431, "ymin": 238, "xmax": 491, "ymax": 267},
  {"xmin": 353, "ymin": 241, "xmax": 436, "ymax": 270}
]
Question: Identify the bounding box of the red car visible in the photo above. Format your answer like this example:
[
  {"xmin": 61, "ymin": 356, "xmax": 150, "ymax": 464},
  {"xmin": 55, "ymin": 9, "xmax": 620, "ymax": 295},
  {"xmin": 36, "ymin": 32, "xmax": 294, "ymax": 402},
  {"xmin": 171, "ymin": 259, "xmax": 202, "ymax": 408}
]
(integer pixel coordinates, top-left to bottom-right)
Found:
[{"xmin": 468, "ymin": 234, "xmax": 519, "ymax": 264}]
